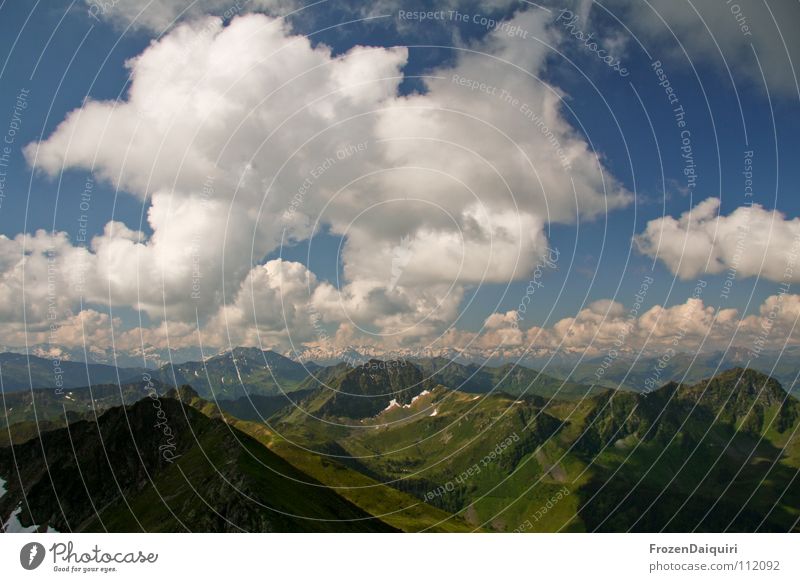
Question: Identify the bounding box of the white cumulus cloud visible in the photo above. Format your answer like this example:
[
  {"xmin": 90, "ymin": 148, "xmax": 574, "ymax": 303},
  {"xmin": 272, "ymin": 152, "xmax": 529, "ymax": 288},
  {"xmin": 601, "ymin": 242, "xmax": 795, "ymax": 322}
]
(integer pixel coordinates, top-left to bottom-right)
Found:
[
  {"xmin": 15, "ymin": 9, "xmax": 630, "ymax": 351},
  {"xmin": 635, "ymin": 197, "xmax": 800, "ymax": 282}
]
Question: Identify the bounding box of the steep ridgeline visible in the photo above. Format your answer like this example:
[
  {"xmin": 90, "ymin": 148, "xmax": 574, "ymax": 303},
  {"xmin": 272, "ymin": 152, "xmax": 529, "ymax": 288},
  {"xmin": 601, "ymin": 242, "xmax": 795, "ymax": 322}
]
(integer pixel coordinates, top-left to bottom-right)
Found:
[
  {"xmin": 574, "ymin": 368, "xmax": 800, "ymax": 531},
  {"xmin": 0, "ymin": 386, "xmax": 394, "ymax": 533},
  {"xmin": 0, "ymin": 380, "xmax": 170, "ymax": 446}
]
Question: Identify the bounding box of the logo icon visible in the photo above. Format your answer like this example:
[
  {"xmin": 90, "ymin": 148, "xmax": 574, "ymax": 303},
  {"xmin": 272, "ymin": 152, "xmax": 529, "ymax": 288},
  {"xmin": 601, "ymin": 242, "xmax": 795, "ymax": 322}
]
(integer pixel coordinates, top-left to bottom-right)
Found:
[{"xmin": 20, "ymin": 542, "xmax": 46, "ymax": 570}]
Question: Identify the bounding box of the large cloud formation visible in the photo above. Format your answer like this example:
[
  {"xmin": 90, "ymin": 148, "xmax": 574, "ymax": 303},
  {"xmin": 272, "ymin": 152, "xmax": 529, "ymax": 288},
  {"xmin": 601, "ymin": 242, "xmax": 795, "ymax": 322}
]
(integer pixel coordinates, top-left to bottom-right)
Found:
[
  {"xmin": 635, "ymin": 198, "xmax": 800, "ymax": 282},
  {"xmin": 14, "ymin": 9, "xmax": 630, "ymax": 353}
]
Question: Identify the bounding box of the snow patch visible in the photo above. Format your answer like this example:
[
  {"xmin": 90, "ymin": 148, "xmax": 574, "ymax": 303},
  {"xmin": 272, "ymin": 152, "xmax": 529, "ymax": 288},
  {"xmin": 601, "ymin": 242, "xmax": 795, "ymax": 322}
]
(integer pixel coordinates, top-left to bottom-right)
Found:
[
  {"xmin": 407, "ymin": 390, "xmax": 430, "ymax": 407},
  {"xmin": 429, "ymin": 408, "xmax": 438, "ymax": 417},
  {"xmin": 471, "ymin": 395, "xmax": 480, "ymax": 401},
  {"xmin": 380, "ymin": 390, "xmax": 432, "ymax": 416}
]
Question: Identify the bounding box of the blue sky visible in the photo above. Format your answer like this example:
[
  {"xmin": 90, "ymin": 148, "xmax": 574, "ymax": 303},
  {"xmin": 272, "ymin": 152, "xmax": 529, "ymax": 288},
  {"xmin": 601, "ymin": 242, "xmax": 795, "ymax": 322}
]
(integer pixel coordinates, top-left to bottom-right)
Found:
[{"xmin": 1, "ymin": 0, "xmax": 799, "ymax": 363}]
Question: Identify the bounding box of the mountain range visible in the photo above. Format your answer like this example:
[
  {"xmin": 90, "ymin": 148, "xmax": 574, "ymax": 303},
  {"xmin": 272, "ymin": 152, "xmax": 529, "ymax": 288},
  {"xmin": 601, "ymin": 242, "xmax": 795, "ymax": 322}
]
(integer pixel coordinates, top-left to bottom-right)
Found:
[
  {"xmin": 0, "ymin": 352, "xmax": 146, "ymax": 392},
  {"xmin": 141, "ymin": 347, "xmax": 318, "ymax": 399},
  {"xmin": 2, "ymin": 359, "xmax": 799, "ymax": 532},
  {"xmin": 6, "ymin": 344, "xmax": 799, "ymax": 396}
]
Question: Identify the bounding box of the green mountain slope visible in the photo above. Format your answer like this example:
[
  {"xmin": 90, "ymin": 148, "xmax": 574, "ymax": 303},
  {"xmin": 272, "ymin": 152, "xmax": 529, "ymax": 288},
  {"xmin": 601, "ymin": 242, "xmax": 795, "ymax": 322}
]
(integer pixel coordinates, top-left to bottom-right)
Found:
[
  {"xmin": 4, "ymin": 361, "xmax": 798, "ymax": 533},
  {"xmin": 0, "ymin": 388, "xmax": 394, "ymax": 532},
  {"xmin": 270, "ymin": 366, "xmax": 800, "ymax": 532},
  {"xmin": 160, "ymin": 385, "xmax": 475, "ymax": 532},
  {"xmin": 573, "ymin": 368, "xmax": 800, "ymax": 531}
]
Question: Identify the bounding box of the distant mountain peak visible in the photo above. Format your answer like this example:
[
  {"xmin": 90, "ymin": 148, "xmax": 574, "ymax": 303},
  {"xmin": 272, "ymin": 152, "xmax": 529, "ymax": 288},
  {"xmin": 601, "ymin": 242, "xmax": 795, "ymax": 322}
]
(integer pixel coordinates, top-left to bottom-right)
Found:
[{"xmin": 304, "ymin": 360, "xmax": 432, "ymax": 419}]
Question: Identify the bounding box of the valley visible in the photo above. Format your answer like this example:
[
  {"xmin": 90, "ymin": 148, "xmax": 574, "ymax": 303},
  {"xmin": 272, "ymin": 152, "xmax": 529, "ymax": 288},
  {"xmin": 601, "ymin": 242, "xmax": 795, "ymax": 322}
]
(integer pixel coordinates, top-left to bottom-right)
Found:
[{"xmin": 2, "ymin": 350, "xmax": 799, "ymax": 532}]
